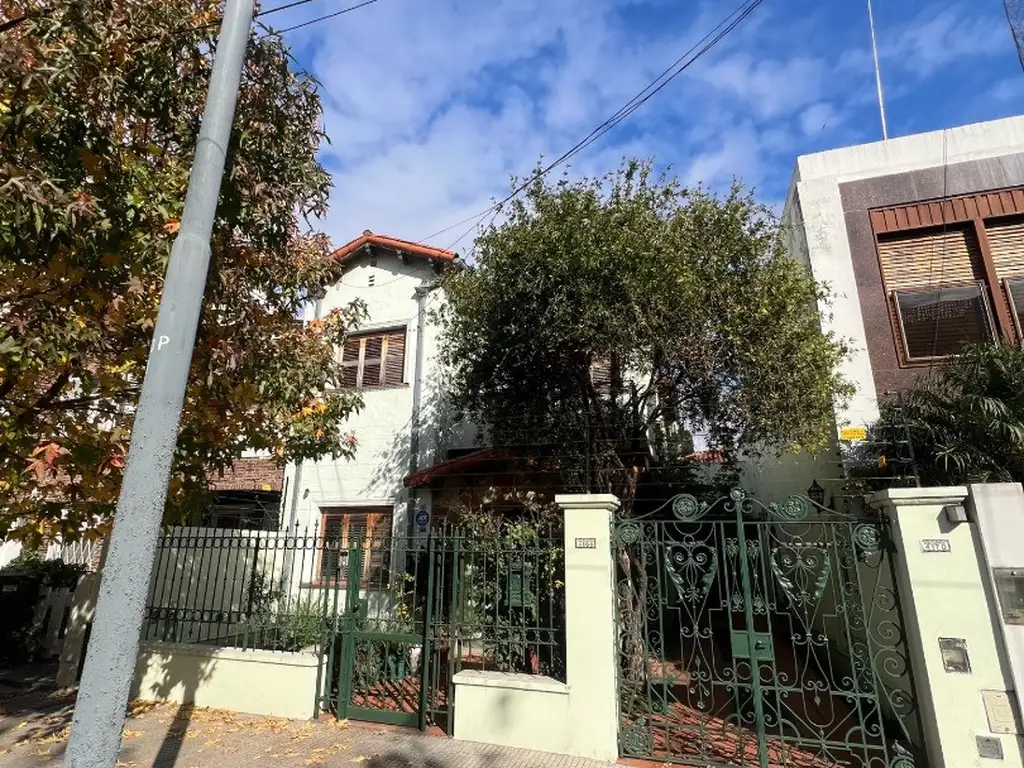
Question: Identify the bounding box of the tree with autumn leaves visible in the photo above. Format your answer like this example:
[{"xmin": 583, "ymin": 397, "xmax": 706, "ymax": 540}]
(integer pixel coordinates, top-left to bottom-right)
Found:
[{"xmin": 0, "ymin": 1, "xmax": 365, "ymax": 543}]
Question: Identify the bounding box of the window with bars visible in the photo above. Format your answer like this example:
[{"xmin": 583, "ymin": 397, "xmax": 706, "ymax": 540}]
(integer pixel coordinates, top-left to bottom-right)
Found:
[
  {"xmin": 892, "ymin": 283, "xmax": 996, "ymax": 361},
  {"xmin": 318, "ymin": 508, "xmax": 392, "ymax": 585},
  {"xmin": 339, "ymin": 329, "xmax": 406, "ymax": 389}
]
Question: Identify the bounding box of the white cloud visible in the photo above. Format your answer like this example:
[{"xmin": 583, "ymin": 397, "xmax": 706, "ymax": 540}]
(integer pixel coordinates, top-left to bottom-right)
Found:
[
  {"xmin": 888, "ymin": 7, "xmax": 1007, "ymax": 78},
  {"xmin": 262, "ymin": 0, "xmax": 1015, "ymax": 252}
]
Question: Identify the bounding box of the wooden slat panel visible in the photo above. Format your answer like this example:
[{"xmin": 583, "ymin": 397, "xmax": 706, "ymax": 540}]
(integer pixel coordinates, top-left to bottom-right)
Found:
[
  {"xmin": 877, "ymin": 227, "xmax": 983, "ymax": 291},
  {"xmin": 383, "ymin": 332, "xmax": 406, "ymax": 386},
  {"xmin": 986, "ymin": 219, "xmax": 1024, "ymax": 278},
  {"xmin": 870, "ymin": 210, "xmax": 888, "ymax": 233},
  {"xmin": 978, "ymin": 195, "xmax": 993, "ymax": 218}
]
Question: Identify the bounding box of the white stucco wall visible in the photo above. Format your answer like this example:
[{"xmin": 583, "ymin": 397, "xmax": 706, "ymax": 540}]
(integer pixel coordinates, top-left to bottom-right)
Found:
[
  {"xmin": 782, "ymin": 115, "xmax": 1024, "ymax": 433},
  {"xmin": 281, "ymin": 251, "xmax": 472, "ymax": 539}
]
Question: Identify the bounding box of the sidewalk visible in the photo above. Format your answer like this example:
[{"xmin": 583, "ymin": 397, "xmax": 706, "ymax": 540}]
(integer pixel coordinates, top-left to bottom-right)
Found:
[{"xmin": 0, "ymin": 681, "xmax": 616, "ymax": 768}]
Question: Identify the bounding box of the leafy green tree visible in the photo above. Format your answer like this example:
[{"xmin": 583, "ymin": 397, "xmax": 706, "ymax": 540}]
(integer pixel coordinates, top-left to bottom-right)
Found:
[
  {"xmin": 864, "ymin": 343, "xmax": 1024, "ymax": 487},
  {"xmin": 437, "ymin": 160, "xmax": 852, "ymax": 503},
  {"xmin": 0, "ymin": 1, "xmax": 364, "ymax": 543}
]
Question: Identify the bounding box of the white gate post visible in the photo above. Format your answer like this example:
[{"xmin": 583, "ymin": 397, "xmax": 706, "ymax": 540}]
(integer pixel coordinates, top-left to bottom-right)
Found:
[
  {"xmin": 870, "ymin": 487, "xmax": 1024, "ymax": 768},
  {"xmin": 557, "ymin": 493, "xmax": 620, "ymax": 762}
]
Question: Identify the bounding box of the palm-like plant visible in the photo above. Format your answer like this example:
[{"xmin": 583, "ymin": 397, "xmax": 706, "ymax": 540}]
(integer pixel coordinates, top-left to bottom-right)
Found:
[{"xmin": 871, "ymin": 344, "xmax": 1024, "ymax": 486}]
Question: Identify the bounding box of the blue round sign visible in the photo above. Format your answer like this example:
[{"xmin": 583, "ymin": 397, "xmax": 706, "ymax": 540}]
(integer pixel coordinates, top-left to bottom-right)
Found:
[{"xmin": 415, "ymin": 509, "xmax": 430, "ymax": 527}]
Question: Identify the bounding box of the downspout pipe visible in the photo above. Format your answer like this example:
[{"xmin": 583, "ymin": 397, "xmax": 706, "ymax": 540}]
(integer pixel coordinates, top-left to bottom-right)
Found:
[{"xmin": 406, "ymin": 280, "xmax": 439, "ymax": 535}]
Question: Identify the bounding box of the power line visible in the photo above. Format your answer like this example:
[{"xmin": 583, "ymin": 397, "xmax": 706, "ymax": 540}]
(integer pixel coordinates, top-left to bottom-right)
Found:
[
  {"xmin": 267, "ymin": 0, "xmax": 381, "ymax": 34},
  {"xmin": 422, "ymin": 0, "xmax": 766, "ymax": 250}
]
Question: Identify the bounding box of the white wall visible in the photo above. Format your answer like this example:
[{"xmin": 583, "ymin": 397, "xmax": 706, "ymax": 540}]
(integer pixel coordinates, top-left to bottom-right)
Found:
[{"xmin": 283, "ymin": 251, "xmax": 473, "ymax": 539}]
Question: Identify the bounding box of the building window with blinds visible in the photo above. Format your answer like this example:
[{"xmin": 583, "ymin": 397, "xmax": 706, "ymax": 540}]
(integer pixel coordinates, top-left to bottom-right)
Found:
[
  {"xmin": 877, "ymin": 226, "xmax": 995, "ymax": 363},
  {"xmin": 318, "ymin": 508, "xmax": 392, "ymax": 585},
  {"xmin": 892, "ymin": 283, "xmax": 996, "ymax": 360},
  {"xmin": 338, "ymin": 328, "xmax": 406, "ymax": 389}
]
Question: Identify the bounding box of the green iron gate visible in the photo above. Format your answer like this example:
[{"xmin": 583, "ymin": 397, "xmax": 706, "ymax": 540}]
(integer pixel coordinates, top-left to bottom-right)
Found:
[
  {"xmin": 317, "ymin": 536, "xmax": 440, "ymax": 728},
  {"xmin": 613, "ymin": 488, "xmax": 923, "ymax": 768}
]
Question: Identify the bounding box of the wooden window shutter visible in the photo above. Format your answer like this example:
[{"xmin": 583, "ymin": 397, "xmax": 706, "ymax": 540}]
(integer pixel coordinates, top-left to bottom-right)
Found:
[
  {"xmin": 361, "ymin": 336, "xmax": 384, "ymax": 387},
  {"xmin": 320, "ymin": 515, "xmax": 345, "ymax": 582},
  {"xmin": 590, "ymin": 358, "xmax": 612, "ymax": 397},
  {"xmin": 340, "ymin": 337, "xmax": 361, "ymax": 389},
  {"xmin": 877, "ymin": 226, "xmax": 983, "ymax": 291},
  {"xmin": 986, "ymin": 219, "xmax": 1024, "ymax": 278},
  {"xmin": 382, "ymin": 332, "xmax": 406, "ymax": 386}
]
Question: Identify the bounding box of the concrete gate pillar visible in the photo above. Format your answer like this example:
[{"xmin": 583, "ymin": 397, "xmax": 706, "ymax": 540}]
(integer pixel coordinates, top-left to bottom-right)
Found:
[{"xmin": 870, "ymin": 487, "xmax": 1024, "ymax": 768}]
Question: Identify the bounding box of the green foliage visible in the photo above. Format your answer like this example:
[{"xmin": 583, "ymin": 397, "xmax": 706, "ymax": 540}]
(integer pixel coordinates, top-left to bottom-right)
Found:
[
  {"xmin": 863, "ymin": 343, "xmax": 1024, "ymax": 487},
  {"xmin": 0, "ymin": 551, "xmax": 86, "ymax": 588},
  {"xmin": 446, "ymin": 488, "xmax": 566, "ymax": 678},
  {"xmin": 436, "ymin": 160, "xmax": 851, "ymax": 503},
  {"xmin": 0, "ymin": 1, "xmax": 365, "ymax": 541},
  {"xmin": 241, "ymin": 572, "xmax": 322, "ymax": 652}
]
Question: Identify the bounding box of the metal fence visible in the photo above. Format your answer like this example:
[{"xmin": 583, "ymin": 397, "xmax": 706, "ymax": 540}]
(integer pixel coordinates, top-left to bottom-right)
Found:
[
  {"xmin": 141, "ymin": 521, "xmax": 568, "ymax": 696},
  {"xmin": 143, "ymin": 525, "xmax": 330, "ymax": 652}
]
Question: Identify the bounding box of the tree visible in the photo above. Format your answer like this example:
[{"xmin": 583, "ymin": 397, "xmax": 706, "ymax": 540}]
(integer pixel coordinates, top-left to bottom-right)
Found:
[
  {"xmin": 0, "ymin": 1, "xmax": 364, "ymax": 543},
  {"xmin": 864, "ymin": 343, "xmax": 1024, "ymax": 487},
  {"xmin": 437, "ymin": 160, "xmax": 852, "ymax": 502}
]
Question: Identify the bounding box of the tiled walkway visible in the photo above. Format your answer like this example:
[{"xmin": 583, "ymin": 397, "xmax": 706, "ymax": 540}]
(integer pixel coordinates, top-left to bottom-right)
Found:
[{"xmin": 0, "ymin": 672, "xmax": 617, "ymax": 768}]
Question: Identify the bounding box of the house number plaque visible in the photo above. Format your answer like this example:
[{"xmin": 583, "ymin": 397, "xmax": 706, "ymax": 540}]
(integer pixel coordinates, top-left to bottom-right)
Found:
[
  {"xmin": 920, "ymin": 539, "xmax": 951, "ymax": 553},
  {"xmin": 574, "ymin": 537, "xmax": 596, "ymax": 549}
]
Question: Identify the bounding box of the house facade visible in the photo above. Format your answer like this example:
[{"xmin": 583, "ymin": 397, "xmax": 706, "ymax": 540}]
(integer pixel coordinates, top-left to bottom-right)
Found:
[
  {"xmin": 277, "ymin": 231, "xmax": 474, "ymax": 559},
  {"xmin": 748, "ymin": 116, "xmax": 1024, "ymax": 503}
]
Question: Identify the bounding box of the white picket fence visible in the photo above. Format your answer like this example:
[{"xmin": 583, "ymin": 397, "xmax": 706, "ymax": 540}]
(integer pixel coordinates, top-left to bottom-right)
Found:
[
  {"xmin": 0, "ymin": 538, "xmax": 103, "ymax": 570},
  {"xmin": 31, "ymin": 587, "xmax": 76, "ymax": 659}
]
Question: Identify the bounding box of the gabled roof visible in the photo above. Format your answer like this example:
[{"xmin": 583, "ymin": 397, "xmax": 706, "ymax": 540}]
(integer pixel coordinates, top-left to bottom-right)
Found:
[{"xmin": 329, "ymin": 230, "xmax": 456, "ymax": 265}]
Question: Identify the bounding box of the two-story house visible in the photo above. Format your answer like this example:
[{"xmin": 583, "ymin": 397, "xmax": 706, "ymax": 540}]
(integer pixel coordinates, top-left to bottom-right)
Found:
[{"xmin": 274, "ymin": 231, "xmax": 471, "ymax": 578}]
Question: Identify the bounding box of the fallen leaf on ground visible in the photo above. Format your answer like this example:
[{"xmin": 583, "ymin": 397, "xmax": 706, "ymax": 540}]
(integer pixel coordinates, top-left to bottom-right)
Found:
[
  {"xmin": 35, "ymin": 726, "xmax": 70, "ymax": 744},
  {"xmin": 122, "ymin": 730, "xmax": 143, "ymax": 739}
]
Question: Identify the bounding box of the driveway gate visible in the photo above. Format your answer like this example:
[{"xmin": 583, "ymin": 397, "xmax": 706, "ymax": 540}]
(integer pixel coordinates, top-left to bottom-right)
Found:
[{"xmin": 613, "ymin": 488, "xmax": 923, "ymax": 768}]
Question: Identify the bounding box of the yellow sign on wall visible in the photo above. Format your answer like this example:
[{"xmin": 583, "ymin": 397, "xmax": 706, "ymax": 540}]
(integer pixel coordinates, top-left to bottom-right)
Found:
[{"xmin": 840, "ymin": 426, "xmax": 868, "ymax": 441}]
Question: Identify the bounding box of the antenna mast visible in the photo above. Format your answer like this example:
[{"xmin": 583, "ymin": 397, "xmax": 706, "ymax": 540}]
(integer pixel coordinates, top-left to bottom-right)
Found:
[{"xmin": 867, "ymin": 0, "xmax": 889, "ymax": 140}]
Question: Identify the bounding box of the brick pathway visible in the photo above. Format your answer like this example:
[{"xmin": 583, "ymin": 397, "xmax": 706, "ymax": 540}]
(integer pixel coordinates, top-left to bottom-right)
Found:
[{"xmin": 0, "ymin": 675, "xmax": 616, "ymax": 768}]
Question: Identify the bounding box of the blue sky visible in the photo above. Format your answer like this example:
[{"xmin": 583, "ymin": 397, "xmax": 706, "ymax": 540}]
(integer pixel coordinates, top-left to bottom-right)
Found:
[{"xmin": 267, "ymin": 0, "xmax": 1023, "ymax": 253}]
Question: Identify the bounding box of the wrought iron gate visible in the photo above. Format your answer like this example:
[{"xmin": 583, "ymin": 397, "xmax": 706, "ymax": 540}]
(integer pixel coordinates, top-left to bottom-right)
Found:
[
  {"xmin": 613, "ymin": 488, "xmax": 922, "ymax": 768},
  {"xmin": 317, "ymin": 538, "xmax": 437, "ymax": 728}
]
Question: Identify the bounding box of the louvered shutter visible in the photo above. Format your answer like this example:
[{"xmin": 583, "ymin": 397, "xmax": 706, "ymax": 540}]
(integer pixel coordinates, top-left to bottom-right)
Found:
[
  {"xmin": 382, "ymin": 332, "xmax": 406, "ymax": 386},
  {"xmin": 986, "ymin": 219, "xmax": 1024, "ymax": 278},
  {"xmin": 320, "ymin": 515, "xmax": 345, "ymax": 582},
  {"xmin": 590, "ymin": 358, "xmax": 612, "ymax": 397},
  {"xmin": 340, "ymin": 337, "xmax": 361, "ymax": 389},
  {"xmin": 877, "ymin": 227, "xmax": 982, "ymax": 290},
  {"xmin": 361, "ymin": 336, "xmax": 384, "ymax": 387}
]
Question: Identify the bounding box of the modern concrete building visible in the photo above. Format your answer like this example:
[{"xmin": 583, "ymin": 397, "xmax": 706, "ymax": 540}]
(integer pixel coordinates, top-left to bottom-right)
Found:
[{"xmin": 783, "ymin": 115, "xmax": 1024, "ymax": 434}]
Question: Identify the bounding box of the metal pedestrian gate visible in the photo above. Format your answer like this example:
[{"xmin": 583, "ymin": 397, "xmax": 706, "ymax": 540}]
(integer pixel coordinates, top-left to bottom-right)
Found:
[{"xmin": 613, "ymin": 488, "xmax": 923, "ymax": 768}]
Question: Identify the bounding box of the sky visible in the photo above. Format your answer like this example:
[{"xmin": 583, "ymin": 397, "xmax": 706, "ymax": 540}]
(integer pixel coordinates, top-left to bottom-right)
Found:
[{"xmin": 264, "ymin": 0, "xmax": 1024, "ymax": 256}]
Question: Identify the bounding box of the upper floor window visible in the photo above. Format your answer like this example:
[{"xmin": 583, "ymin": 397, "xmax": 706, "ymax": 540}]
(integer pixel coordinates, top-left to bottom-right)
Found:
[
  {"xmin": 339, "ymin": 329, "xmax": 406, "ymax": 389},
  {"xmin": 892, "ymin": 283, "xmax": 995, "ymax": 361},
  {"xmin": 878, "ymin": 226, "xmax": 995, "ymax": 362},
  {"xmin": 1006, "ymin": 279, "xmax": 1024, "ymax": 340}
]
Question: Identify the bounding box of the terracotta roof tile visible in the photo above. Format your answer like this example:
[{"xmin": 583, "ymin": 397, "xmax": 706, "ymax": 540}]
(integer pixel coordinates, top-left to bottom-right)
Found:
[{"xmin": 329, "ymin": 230, "xmax": 456, "ymax": 265}]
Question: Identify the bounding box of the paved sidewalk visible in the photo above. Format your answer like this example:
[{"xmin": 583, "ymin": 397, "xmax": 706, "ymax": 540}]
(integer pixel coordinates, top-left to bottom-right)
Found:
[{"xmin": 0, "ymin": 683, "xmax": 615, "ymax": 768}]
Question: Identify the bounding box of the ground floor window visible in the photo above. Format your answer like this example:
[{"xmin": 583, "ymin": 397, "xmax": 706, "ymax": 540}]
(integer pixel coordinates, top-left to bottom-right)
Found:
[{"xmin": 318, "ymin": 508, "xmax": 393, "ymax": 585}]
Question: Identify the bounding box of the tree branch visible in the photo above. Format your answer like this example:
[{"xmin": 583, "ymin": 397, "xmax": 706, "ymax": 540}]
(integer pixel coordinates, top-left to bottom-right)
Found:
[{"xmin": 14, "ymin": 365, "xmax": 73, "ymax": 427}]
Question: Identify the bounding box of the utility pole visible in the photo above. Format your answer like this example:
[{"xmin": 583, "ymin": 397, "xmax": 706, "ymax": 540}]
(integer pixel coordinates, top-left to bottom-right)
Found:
[{"xmin": 64, "ymin": 0, "xmax": 255, "ymax": 765}]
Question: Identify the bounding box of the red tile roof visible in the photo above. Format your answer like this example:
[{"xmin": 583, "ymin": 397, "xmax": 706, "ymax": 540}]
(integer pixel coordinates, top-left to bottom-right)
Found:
[{"xmin": 329, "ymin": 230, "xmax": 456, "ymax": 265}]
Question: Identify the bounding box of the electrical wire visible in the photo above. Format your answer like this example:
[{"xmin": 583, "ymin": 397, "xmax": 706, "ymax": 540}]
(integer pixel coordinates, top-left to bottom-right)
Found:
[
  {"xmin": 267, "ymin": 0, "xmax": 380, "ymax": 34},
  {"xmin": 421, "ymin": 0, "xmax": 766, "ymax": 251}
]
